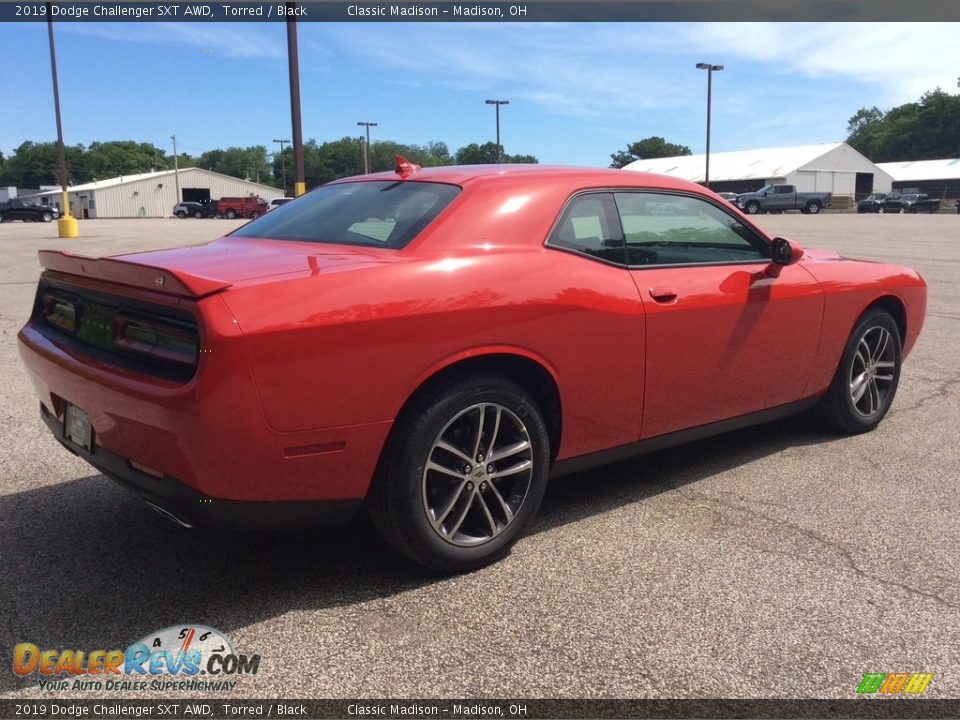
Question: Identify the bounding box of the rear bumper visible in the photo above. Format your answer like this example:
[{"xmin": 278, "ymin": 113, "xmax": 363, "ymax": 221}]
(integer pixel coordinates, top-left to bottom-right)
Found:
[{"xmin": 40, "ymin": 403, "xmax": 361, "ymax": 529}]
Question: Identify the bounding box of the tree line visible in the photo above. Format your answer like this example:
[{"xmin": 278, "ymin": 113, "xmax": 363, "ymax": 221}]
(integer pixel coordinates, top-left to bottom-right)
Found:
[{"xmin": 0, "ymin": 138, "xmax": 537, "ymax": 194}]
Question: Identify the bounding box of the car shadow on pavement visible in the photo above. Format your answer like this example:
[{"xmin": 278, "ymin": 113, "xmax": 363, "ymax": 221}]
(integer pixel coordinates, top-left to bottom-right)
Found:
[{"xmin": 0, "ymin": 412, "xmax": 837, "ymax": 693}]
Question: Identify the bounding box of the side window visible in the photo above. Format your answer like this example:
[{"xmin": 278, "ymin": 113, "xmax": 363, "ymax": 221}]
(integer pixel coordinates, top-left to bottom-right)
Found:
[
  {"xmin": 613, "ymin": 192, "xmax": 770, "ymax": 267},
  {"xmin": 548, "ymin": 193, "xmax": 626, "ymax": 266},
  {"xmin": 773, "ymin": 186, "xmax": 792, "ymax": 195}
]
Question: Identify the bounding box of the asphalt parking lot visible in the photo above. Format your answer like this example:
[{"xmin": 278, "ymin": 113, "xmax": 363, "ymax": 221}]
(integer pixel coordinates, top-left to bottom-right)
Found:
[{"xmin": 1, "ymin": 212, "xmax": 958, "ymax": 700}]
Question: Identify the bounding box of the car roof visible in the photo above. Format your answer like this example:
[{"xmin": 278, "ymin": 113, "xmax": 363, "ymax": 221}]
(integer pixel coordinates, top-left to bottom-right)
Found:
[{"xmin": 331, "ymin": 164, "xmax": 707, "ymax": 194}]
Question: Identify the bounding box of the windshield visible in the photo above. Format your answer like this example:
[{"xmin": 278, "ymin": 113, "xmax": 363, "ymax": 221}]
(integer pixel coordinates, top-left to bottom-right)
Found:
[{"xmin": 231, "ymin": 180, "xmax": 460, "ymax": 249}]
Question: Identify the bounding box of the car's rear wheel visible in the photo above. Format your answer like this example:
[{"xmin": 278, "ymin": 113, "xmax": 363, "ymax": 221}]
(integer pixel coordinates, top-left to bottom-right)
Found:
[
  {"xmin": 176, "ymin": 211, "xmax": 187, "ymax": 218},
  {"xmin": 42, "ymin": 212, "xmax": 53, "ymax": 222},
  {"xmin": 225, "ymin": 209, "xmax": 236, "ymax": 219},
  {"xmin": 194, "ymin": 210, "xmax": 203, "ymax": 218},
  {"xmin": 744, "ymin": 201, "xmax": 761, "ymax": 215},
  {"xmin": 877, "ymin": 206, "xmax": 885, "ymax": 214},
  {"xmin": 819, "ymin": 309, "xmax": 902, "ymax": 434},
  {"xmin": 804, "ymin": 201, "xmax": 822, "ymax": 214},
  {"xmin": 899, "ymin": 207, "xmax": 905, "ymax": 214},
  {"xmin": 250, "ymin": 211, "xmax": 260, "ymax": 219},
  {"xmin": 368, "ymin": 375, "xmax": 550, "ymax": 573}
]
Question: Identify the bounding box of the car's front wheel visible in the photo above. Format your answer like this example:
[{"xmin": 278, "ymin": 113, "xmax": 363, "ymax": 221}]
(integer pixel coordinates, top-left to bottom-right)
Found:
[
  {"xmin": 225, "ymin": 209, "xmax": 236, "ymax": 219},
  {"xmin": 368, "ymin": 375, "xmax": 551, "ymax": 572},
  {"xmin": 819, "ymin": 309, "xmax": 902, "ymax": 434},
  {"xmin": 176, "ymin": 211, "xmax": 187, "ymax": 218},
  {"xmin": 41, "ymin": 212, "xmax": 53, "ymax": 222}
]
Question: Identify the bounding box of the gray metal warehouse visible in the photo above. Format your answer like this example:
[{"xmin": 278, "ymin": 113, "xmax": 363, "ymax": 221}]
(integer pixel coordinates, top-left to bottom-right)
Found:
[
  {"xmin": 876, "ymin": 158, "xmax": 960, "ymax": 203},
  {"xmin": 623, "ymin": 143, "xmax": 893, "ymax": 201},
  {"xmin": 35, "ymin": 168, "xmax": 284, "ymax": 219}
]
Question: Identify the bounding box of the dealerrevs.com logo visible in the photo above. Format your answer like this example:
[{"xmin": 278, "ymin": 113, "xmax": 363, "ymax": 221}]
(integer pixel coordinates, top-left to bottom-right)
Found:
[
  {"xmin": 856, "ymin": 672, "xmax": 933, "ymax": 695},
  {"xmin": 13, "ymin": 625, "xmax": 260, "ymax": 692}
]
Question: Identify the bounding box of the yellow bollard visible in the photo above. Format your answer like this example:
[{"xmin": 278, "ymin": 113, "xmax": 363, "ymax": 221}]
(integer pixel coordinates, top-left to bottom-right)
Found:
[{"xmin": 56, "ymin": 190, "xmax": 78, "ymax": 238}]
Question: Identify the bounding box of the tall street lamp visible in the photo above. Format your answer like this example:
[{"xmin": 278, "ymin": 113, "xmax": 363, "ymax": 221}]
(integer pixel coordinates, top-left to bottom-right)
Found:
[
  {"xmin": 695, "ymin": 63, "xmax": 723, "ymax": 189},
  {"xmin": 273, "ymin": 138, "xmax": 290, "ymax": 195},
  {"xmin": 485, "ymin": 99, "xmax": 509, "ymax": 163},
  {"xmin": 46, "ymin": 1, "xmax": 78, "ymax": 238},
  {"xmin": 357, "ymin": 122, "xmax": 378, "ymax": 174},
  {"xmin": 170, "ymin": 134, "xmax": 181, "ymax": 204},
  {"xmin": 286, "ymin": 3, "xmax": 305, "ymax": 196}
]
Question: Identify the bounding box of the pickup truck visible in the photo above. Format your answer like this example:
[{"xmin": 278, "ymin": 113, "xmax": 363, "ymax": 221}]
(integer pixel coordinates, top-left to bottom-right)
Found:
[
  {"xmin": 0, "ymin": 198, "xmax": 60, "ymax": 223},
  {"xmin": 902, "ymin": 193, "xmax": 940, "ymax": 214},
  {"xmin": 735, "ymin": 185, "xmax": 832, "ymax": 215}
]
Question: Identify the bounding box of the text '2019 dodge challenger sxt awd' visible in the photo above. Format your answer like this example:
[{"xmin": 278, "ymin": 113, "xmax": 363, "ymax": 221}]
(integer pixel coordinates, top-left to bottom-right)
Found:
[{"xmin": 18, "ymin": 160, "xmax": 926, "ymax": 571}]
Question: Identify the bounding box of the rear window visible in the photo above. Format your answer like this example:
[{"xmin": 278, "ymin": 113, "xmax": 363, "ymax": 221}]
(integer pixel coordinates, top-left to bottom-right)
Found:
[{"xmin": 230, "ymin": 180, "xmax": 461, "ymax": 249}]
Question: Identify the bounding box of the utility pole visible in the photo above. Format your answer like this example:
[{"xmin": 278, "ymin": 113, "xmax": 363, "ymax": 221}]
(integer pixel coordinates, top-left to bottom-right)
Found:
[
  {"xmin": 46, "ymin": 1, "xmax": 78, "ymax": 237},
  {"xmin": 171, "ymin": 134, "xmax": 181, "ymax": 204},
  {"xmin": 357, "ymin": 122, "xmax": 378, "ymax": 174},
  {"xmin": 286, "ymin": 2, "xmax": 305, "ymax": 196},
  {"xmin": 273, "ymin": 138, "xmax": 290, "ymax": 195}
]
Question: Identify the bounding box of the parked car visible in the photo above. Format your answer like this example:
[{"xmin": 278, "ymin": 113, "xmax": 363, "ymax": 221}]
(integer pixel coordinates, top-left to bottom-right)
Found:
[
  {"xmin": 857, "ymin": 193, "xmax": 905, "ymax": 214},
  {"xmin": 901, "ymin": 193, "xmax": 940, "ymax": 214},
  {"xmin": 268, "ymin": 197, "xmax": 294, "ymax": 211},
  {"xmin": 0, "ymin": 198, "xmax": 60, "ymax": 223},
  {"xmin": 736, "ymin": 184, "xmax": 832, "ymax": 215},
  {"xmin": 18, "ymin": 161, "xmax": 926, "ymax": 572},
  {"xmin": 173, "ymin": 201, "xmax": 217, "ymax": 219},
  {"xmin": 217, "ymin": 196, "xmax": 268, "ymax": 219}
]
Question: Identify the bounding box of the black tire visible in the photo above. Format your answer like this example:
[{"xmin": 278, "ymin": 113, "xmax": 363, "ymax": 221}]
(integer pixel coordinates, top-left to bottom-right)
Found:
[
  {"xmin": 899, "ymin": 207, "xmax": 906, "ymax": 214},
  {"xmin": 250, "ymin": 211, "xmax": 260, "ymax": 219},
  {"xmin": 744, "ymin": 201, "xmax": 761, "ymax": 215},
  {"xmin": 368, "ymin": 374, "xmax": 551, "ymax": 573},
  {"xmin": 41, "ymin": 212, "xmax": 53, "ymax": 222},
  {"xmin": 878, "ymin": 206, "xmax": 885, "ymax": 214},
  {"xmin": 194, "ymin": 210, "xmax": 203, "ymax": 218},
  {"xmin": 225, "ymin": 209, "xmax": 236, "ymax": 219},
  {"xmin": 804, "ymin": 201, "xmax": 822, "ymax": 215},
  {"xmin": 818, "ymin": 309, "xmax": 902, "ymax": 434},
  {"xmin": 176, "ymin": 211, "xmax": 187, "ymax": 218}
]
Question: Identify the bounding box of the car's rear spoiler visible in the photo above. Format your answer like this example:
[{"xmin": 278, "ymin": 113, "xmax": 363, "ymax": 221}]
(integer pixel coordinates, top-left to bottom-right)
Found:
[{"xmin": 38, "ymin": 250, "xmax": 232, "ymax": 299}]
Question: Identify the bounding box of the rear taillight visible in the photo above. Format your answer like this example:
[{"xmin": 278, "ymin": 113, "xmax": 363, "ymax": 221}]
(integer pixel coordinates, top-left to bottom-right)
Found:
[
  {"xmin": 113, "ymin": 314, "xmax": 199, "ymax": 366},
  {"xmin": 41, "ymin": 292, "xmax": 78, "ymax": 333}
]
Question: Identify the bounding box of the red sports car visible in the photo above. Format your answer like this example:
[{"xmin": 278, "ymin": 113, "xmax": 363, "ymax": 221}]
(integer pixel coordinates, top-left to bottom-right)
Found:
[{"xmin": 18, "ymin": 161, "xmax": 926, "ymax": 571}]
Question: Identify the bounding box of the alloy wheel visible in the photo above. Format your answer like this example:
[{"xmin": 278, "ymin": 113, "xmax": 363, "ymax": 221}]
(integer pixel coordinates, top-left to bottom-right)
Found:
[
  {"xmin": 849, "ymin": 326, "xmax": 896, "ymax": 418},
  {"xmin": 422, "ymin": 403, "xmax": 534, "ymax": 547}
]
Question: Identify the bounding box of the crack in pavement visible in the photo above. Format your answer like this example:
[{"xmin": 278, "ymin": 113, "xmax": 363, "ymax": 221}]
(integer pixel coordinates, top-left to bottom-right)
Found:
[
  {"xmin": 662, "ymin": 483, "xmax": 960, "ymax": 611},
  {"xmin": 893, "ymin": 372, "xmax": 960, "ymax": 413}
]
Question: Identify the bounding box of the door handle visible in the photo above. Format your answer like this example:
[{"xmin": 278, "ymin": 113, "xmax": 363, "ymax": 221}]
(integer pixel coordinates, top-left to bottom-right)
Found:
[{"xmin": 648, "ymin": 287, "xmax": 678, "ymax": 303}]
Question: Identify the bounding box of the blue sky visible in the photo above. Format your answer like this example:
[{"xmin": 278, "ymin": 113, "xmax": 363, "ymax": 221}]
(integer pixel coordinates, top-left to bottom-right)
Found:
[{"xmin": 2, "ymin": 21, "xmax": 957, "ymax": 166}]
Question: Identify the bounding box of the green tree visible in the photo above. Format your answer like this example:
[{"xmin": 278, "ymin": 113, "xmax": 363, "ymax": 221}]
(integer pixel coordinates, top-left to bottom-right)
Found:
[
  {"xmin": 454, "ymin": 142, "xmax": 538, "ymax": 164},
  {"xmin": 0, "ymin": 141, "xmax": 87, "ymax": 187},
  {"xmin": 85, "ymin": 141, "xmax": 169, "ymax": 179},
  {"xmin": 846, "ymin": 89, "xmax": 960, "ymax": 161},
  {"xmin": 197, "ymin": 146, "xmax": 274, "ymax": 184},
  {"xmin": 609, "ymin": 136, "xmax": 692, "ymax": 168}
]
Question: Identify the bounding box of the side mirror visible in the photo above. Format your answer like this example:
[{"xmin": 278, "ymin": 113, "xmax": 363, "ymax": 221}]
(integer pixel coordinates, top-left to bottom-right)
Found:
[
  {"xmin": 767, "ymin": 237, "xmax": 804, "ymax": 277},
  {"xmin": 772, "ymin": 236, "xmax": 803, "ymax": 264}
]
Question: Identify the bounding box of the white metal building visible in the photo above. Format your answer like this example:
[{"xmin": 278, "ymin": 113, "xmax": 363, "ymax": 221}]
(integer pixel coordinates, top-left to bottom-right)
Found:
[
  {"xmin": 623, "ymin": 143, "xmax": 893, "ymax": 199},
  {"xmin": 875, "ymin": 158, "xmax": 960, "ymax": 201},
  {"xmin": 34, "ymin": 168, "xmax": 284, "ymax": 219}
]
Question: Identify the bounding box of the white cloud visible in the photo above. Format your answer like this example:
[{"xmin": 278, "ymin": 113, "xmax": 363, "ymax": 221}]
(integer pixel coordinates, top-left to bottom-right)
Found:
[
  {"xmin": 672, "ymin": 23, "xmax": 960, "ymax": 104},
  {"xmin": 64, "ymin": 22, "xmax": 285, "ymax": 59}
]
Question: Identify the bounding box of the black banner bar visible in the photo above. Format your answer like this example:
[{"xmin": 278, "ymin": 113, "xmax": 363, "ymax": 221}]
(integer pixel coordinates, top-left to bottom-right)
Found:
[
  {"xmin": 2, "ymin": 699, "xmax": 960, "ymax": 720},
  {"xmin": 1, "ymin": 1, "xmax": 960, "ymax": 22}
]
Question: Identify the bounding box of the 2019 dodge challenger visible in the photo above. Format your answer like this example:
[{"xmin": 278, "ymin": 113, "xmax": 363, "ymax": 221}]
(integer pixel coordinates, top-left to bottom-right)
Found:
[{"xmin": 18, "ymin": 161, "xmax": 926, "ymax": 571}]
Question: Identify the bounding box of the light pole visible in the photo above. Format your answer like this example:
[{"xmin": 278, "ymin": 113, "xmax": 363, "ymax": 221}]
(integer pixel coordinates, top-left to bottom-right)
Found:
[
  {"xmin": 695, "ymin": 63, "xmax": 723, "ymax": 189},
  {"xmin": 170, "ymin": 134, "xmax": 181, "ymax": 204},
  {"xmin": 485, "ymin": 99, "xmax": 509, "ymax": 163},
  {"xmin": 46, "ymin": 1, "xmax": 78, "ymax": 238},
  {"xmin": 273, "ymin": 138, "xmax": 290, "ymax": 195},
  {"xmin": 286, "ymin": 3, "xmax": 305, "ymax": 196},
  {"xmin": 357, "ymin": 122, "xmax": 378, "ymax": 174}
]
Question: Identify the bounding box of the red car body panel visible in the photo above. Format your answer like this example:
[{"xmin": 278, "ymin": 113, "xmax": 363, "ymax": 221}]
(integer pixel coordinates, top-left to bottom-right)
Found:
[{"xmin": 17, "ymin": 166, "xmax": 927, "ymax": 520}]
